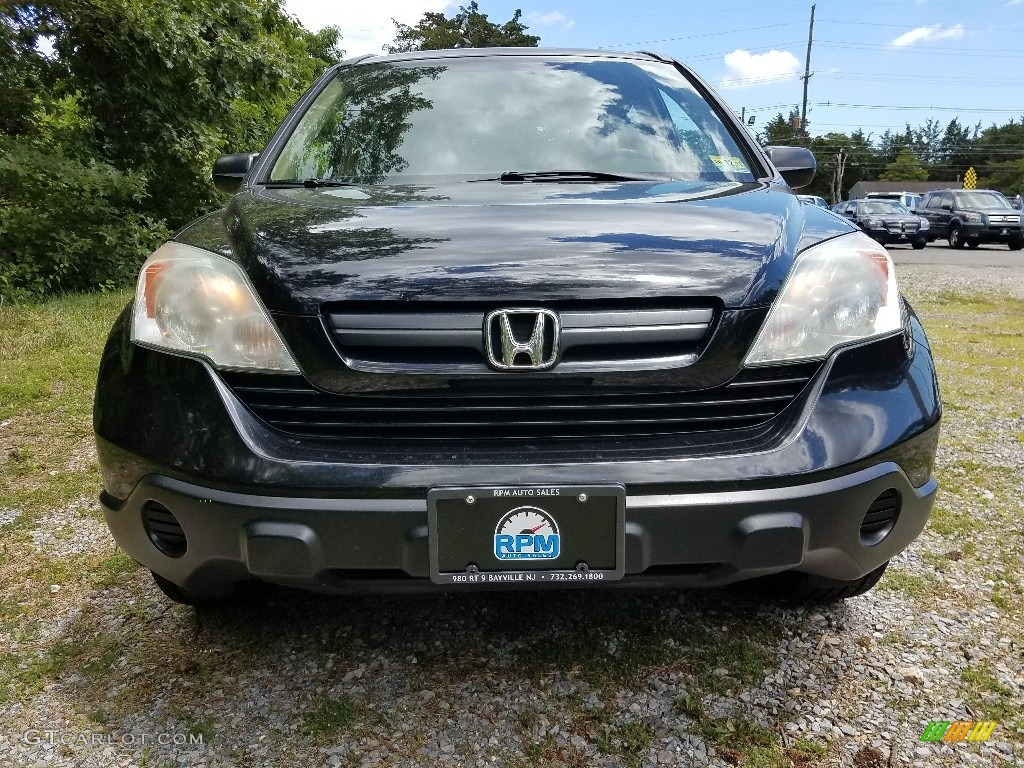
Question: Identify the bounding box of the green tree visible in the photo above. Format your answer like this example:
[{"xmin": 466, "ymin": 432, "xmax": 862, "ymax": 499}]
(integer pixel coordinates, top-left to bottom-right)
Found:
[
  {"xmin": 386, "ymin": 2, "xmax": 538, "ymax": 53},
  {"xmin": 0, "ymin": 0, "xmax": 342, "ymax": 300},
  {"xmin": 974, "ymin": 118, "xmax": 1024, "ymax": 192},
  {"xmin": 51, "ymin": 0, "xmax": 342, "ymax": 226},
  {"xmin": 879, "ymin": 148, "xmax": 928, "ymax": 182},
  {"xmin": 758, "ymin": 110, "xmax": 801, "ymax": 146},
  {"xmin": 934, "ymin": 118, "xmax": 978, "ymax": 181},
  {"xmin": 979, "ymin": 157, "xmax": 1024, "ymax": 197}
]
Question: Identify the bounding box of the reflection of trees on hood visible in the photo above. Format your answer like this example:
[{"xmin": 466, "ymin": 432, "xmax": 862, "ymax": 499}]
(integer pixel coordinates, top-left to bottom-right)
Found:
[{"xmin": 288, "ymin": 66, "xmax": 445, "ymax": 184}]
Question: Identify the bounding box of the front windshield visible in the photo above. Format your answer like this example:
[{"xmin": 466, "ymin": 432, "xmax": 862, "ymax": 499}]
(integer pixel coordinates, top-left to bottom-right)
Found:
[
  {"xmin": 269, "ymin": 57, "xmax": 757, "ymax": 184},
  {"xmin": 861, "ymin": 201, "xmax": 909, "ymax": 215},
  {"xmin": 954, "ymin": 191, "xmax": 1011, "ymax": 209}
]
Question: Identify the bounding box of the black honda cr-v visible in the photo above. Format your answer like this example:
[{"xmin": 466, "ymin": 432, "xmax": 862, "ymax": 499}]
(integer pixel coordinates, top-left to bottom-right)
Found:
[{"xmin": 94, "ymin": 48, "xmax": 941, "ymax": 604}]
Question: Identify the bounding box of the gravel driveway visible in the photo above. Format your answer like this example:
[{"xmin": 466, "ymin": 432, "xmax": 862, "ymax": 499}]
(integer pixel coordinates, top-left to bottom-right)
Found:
[{"xmin": 2, "ymin": 264, "xmax": 1022, "ymax": 768}]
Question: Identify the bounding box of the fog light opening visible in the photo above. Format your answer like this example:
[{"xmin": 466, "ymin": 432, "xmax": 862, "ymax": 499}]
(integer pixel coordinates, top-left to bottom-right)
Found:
[
  {"xmin": 860, "ymin": 489, "xmax": 901, "ymax": 546},
  {"xmin": 143, "ymin": 502, "xmax": 188, "ymax": 558}
]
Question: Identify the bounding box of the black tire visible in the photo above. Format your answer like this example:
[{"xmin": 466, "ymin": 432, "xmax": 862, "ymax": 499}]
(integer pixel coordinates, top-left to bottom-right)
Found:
[
  {"xmin": 966, "ymin": 240, "xmax": 980, "ymax": 249},
  {"xmin": 948, "ymin": 225, "xmax": 965, "ymax": 249},
  {"xmin": 912, "ymin": 239, "xmax": 926, "ymax": 250},
  {"xmin": 759, "ymin": 561, "xmax": 889, "ymax": 603},
  {"xmin": 151, "ymin": 571, "xmax": 208, "ymax": 606},
  {"xmin": 1009, "ymin": 238, "xmax": 1024, "ymax": 251}
]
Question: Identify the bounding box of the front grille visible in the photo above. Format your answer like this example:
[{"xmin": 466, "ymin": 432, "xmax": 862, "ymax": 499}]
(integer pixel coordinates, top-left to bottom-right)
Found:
[
  {"xmin": 326, "ymin": 302, "xmax": 716, "ymax": 374},
  {"xmin": 221, "ymin": 361, "xmax": 820, "ymax": 444},
  {"xmin": 886, "ymin": 221, "xmax": 918, "ymax": 234}
]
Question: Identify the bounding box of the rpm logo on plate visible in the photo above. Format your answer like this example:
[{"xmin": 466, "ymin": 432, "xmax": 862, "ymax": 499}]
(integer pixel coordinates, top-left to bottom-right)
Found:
[{"xmin": 494, "ymin": 506, "xmax": 560, "ymax": 560}]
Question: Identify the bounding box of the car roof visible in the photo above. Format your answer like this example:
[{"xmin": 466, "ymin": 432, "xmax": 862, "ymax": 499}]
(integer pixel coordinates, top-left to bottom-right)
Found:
[{"xmin": 344, "ymin": 48, "xmax": 665, "ymax": 66}]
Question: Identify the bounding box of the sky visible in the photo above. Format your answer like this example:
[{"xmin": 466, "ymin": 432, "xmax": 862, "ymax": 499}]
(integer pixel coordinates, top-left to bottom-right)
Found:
[{"xmin": 284, "ymin": 0, "xmax": 1024, "ymax": 141}]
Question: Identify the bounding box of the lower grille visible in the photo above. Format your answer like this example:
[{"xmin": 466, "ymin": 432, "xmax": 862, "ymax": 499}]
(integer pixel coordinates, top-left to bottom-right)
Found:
[
  {"xmin": 143, "ymin": 502, "xmax": 187, "ymax": 557},
  {"xmin": 221, "ymin": 362, "xmax": 820, "ymax": 444},
  {"xmin": 860, "ymin": 489, "xmax": 900, "ymax": 545}
]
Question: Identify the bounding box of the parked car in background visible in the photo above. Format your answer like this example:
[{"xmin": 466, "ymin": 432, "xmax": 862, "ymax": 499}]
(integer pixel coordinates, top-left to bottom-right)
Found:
[
  {"xmin": 917, "ymin": 189, "xmax": 1024, "ymax": 250},
  {"xmin": 94, "ymin": 48, "xmax": 940, "ymax": 606},
  {"xmin": 866, "ymin": 191, "xmax": 923, "ymax": 212},
  {"xmin": 833, "ymin": 199, "xmax": 929, "ymax": 249},
  {"xmin": 797, "ymin": 194, "xmax": 829, "ymax": 209}
]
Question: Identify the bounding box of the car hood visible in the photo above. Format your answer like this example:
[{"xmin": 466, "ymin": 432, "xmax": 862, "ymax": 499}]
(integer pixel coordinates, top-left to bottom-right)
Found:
[
  {"xmin": 874, "ymin": 214, "xmax": 921, "ymax": 223},
  {"xmin": 177, "ymin": 179, "xmax": 853, "ymax": 314},
  {"xmin": 973, "ymin": 208, "xmax": 1022, "ymax": 217}
]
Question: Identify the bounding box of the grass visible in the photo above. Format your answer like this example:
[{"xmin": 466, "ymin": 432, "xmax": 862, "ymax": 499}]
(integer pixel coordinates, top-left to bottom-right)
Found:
[
  {"xmin": 0, "ymin": 290, "xmax": 147, "ymax": 706},
  {"xmin": 303, "ymin": 695, "xmax": 358, "ymax": 737},
  {"xmin": 876, "ymin": 569, "xmax": 943, "ymax": 602}
]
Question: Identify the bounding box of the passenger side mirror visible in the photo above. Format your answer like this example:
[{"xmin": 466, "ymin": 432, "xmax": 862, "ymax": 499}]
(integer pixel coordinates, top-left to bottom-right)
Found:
[
  {"xmin": 213, "ymin": 153, "xmax": 259, "ymax": 195},
  {"xmin": 765, "ymin": 146, "xmax": 816, "ymax": 189}
]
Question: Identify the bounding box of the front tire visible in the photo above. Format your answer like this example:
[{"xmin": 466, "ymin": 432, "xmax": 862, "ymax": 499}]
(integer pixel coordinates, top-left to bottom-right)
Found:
[
  {"xmin": 912, "ymin": 239, "xmax": 927, "ymax": 250},
  {"xmin": 948, "ymin": 225, "xmax": 965, "ymax": 249},
  {"xmin": 1009, "ymin": 238, "xmax": 1023, "ymax": 251},
  {"xmin": 967, "ymin": 240, "xmax": 980, "ymax": 249},
  {"xmin": 759, "ymin": 561, "xmax": 889, "ymax": 603}
]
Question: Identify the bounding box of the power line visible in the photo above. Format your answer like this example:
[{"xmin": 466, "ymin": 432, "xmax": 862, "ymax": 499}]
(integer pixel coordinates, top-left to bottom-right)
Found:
[
  {"xmin": 597, "ymin": 21, "xmax": 804, "ymax": 49},
  {"xmin": 816, "ymin": 18, "xmax": 1024, "ymax": 35},
  {"xmin": 815, "ymin": 40, "xmax": 1024, "ymax": 58},
  {"xmin": 813, "ymin": 102, "xmax": 1023, "ymax": 114}
]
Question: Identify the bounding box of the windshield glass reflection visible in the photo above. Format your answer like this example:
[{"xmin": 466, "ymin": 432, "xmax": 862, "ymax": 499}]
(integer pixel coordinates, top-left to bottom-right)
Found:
[{"xmin": 270, "ymin": 58, "xmax": 756, "ymax": 185}]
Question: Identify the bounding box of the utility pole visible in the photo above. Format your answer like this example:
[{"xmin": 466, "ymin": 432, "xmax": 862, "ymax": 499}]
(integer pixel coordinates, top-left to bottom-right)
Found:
[
  {"xmin": 800, "ymin": 4, "xmax": 815, "ymax": 145},
  {"xmin": 832, "ymin": 148, "xmax": 848, "ymax": 204}
]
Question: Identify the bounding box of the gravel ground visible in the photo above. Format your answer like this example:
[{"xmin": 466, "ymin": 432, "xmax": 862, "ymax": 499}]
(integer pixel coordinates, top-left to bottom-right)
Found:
[{"xmin": 2, "ymin": 264, "xmax": 1023, "ymax": 768}]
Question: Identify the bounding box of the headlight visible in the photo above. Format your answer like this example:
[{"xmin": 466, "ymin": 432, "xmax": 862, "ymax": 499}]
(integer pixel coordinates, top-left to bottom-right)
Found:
[
  {"xmin": 745, "ymin": 232, "xmax": 901, "ymax": 365},
  {"xmin": 918, "ymin": 217, "xmax": 929, "ymax": 230},
  {"xmin": 864, "ymin": 217, "xmax": 883, "ymax": 228},
  {"xmin": 963, "ymin": 212, "xmax": 983, "ymax": 224},
  {"xmin": 131, "ymin": 242, "xmax": 299, "ymax": 372}
]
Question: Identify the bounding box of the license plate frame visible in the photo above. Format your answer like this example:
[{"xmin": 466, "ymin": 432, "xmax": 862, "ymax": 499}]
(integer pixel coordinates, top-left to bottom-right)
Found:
[{"xmin": 427, "ymin": 485, "xmax": 625, "ymax": 585}]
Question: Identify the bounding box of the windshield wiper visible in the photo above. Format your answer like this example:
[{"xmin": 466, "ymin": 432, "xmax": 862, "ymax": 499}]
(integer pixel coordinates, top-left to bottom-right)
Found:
[
  {"xmin": 262, "ymin": 178, "xmax": 362, "ymax": 188},
  {"xmin": 471, "ymin": 170, "xmax": 666, "ymax": 183}
]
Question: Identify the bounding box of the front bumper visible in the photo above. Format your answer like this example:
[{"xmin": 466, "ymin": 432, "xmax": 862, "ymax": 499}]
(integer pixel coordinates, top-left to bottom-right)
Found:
[
  {"xmin": 960, "ymin": 222, "xmax": 1023, "ymax": 243},
  {"xmin": 102, "ymin": 462, "xmax": 937, "ymax": 595},
  {"xmin": 864, "ymin": 226, "xmax": 926, "ymax": 246},
  {"xmin": 95, "ymin": 306, "xmax": 942, "ymax": 595}
]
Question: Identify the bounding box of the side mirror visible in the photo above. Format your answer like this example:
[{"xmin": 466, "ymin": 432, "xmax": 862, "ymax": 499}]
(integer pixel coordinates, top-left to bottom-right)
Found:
[
  {"xmin": 765, "ymin": 146, "xmax": 816, "ymax": 189},
  {"xmin": 213, "ymin": 153, "xmax": 259, "ymax": 195}
]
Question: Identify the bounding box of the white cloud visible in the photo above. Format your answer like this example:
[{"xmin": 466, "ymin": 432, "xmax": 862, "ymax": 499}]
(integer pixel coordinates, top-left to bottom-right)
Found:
[
  {"xmin": 720, "ymin": 49, "xmax": 800, "ymax": 89},
  {"xmin": 889, "ymin": 23, "xmax": 965, "ymax": 47},
  {"xmin": 285, "ymin": 1, "xmax": 453, "ymax": 57},
  {"xmin": 525, "ymin": 11, "xmax": 575, "ymax": 29}
]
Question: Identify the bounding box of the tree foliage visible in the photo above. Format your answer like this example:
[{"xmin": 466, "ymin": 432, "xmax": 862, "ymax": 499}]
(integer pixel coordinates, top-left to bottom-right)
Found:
[
  {"xmin": 0, "ymin": 0, "xmax": 342, "ymax": 300},
  {"xmin": 879, "ymin": 148, "xmax": 929, "ymax": 182},
  {"xmin": 386, "ymin": 2, "xmax": 538, "ymax": 53}
]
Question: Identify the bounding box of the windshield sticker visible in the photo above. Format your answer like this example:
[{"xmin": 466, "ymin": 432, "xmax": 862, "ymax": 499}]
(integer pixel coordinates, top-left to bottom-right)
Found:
[{"xmin": 709, "ymin": 155, "xmax": 750, "ymax": 173}]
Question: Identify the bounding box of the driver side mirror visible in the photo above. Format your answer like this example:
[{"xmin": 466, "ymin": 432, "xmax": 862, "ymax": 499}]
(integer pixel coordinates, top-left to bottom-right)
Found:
[
  {"xmin": 765, "ymin": 146, "xmax": 816, "ymax": 189},
  {"xmin": 213, "ymin": 153, "xmax": 259, "ymax": 195}
]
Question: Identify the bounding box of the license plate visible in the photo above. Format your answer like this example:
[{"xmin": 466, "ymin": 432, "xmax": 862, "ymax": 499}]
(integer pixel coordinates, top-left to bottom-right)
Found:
[{"xmin": 427, "ymin": 485, "xmax": 625, "ymax": 585}]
